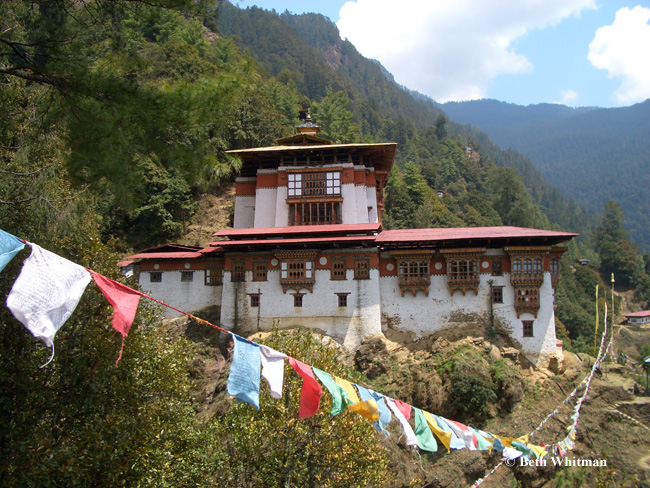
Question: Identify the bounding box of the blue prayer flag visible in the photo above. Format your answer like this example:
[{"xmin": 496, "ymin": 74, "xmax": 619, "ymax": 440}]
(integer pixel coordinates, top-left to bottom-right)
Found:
[
  {"xmin": 227, "ymin": 334, "xmax": 261, "ymax": 409},
  {"xmin": 0, "ymin": 229, "xmax": 25, "ymax": 273}
]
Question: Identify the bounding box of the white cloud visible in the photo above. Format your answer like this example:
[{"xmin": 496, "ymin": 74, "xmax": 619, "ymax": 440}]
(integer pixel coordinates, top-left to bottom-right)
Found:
[
  {"xmin": 588, "ymin": 6, "xmax": 650, "ymax": 105},
  {"xmin": 337, "ymin": 0, "xmax": 596, "ymax": 102},
  {"xmin": 556, "ymin": 89, "xmax": 579, "ymax": 106}
]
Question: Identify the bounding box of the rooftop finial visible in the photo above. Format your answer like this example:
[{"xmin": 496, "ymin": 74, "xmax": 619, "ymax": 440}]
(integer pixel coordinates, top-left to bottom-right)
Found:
[{"xmin": 296, "ymin": 109, "xmax": 320, "ymax": 135}]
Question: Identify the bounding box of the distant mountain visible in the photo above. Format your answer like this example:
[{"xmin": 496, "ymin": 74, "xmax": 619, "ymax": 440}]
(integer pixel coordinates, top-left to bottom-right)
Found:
[{"xmin": 442, "ymin": 99, "xmax": 650, "ymax": 249}]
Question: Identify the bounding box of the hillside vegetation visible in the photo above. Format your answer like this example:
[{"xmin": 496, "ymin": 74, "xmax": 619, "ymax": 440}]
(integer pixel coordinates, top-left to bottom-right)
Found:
[
  {"xmin": 443, "ymin": 98, "xmax": 650, "ymax": 250},
  {"xmin": 1, "ymin": 1, "xmax": 650, "ymax": 486}
]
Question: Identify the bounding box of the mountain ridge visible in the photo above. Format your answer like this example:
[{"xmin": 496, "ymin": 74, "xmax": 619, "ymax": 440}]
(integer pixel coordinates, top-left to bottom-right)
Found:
[{"xmin": 442, "ymin": 98, "xmax": 650, "ymax": 248}]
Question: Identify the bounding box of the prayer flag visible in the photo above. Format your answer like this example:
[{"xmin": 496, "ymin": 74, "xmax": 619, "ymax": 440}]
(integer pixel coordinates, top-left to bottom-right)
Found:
[
  {"xmin": 386, "ymin": 398, "xmax": 418, "ymax": 447},
  {"xmin": 369, "ymin": 389, "xmax": 392, "ymax": 435},
  {"xmin": 6, "ymin": 244, "xmax": 91, "ymax": 366},
  {"xmin": 313, "ymin": 368, "xmax": 347, "ymax": 415},
  {"xmin": 0, "ymin": 229, "xmax": 24, "ymax": 273},
  {"xmin": 91, "ymin": 272, "xmax": 143, "ymax": 365},
  {"xmin": 288, "ymin": 357, "xmax": 322, "ymax": 419},
  {"xmin": 393, "ymin": 399, "xmax": 412, "ymax": 420},
  {"xmin": 423, "ymin": 411, "xmax": 452, "ymax": 452},
  {"xmin": 227, "ymin": 334, "xmax": 261, "ymax": 409},
  {"xmin": 333, "ymin": 379, "xmax": 378, "ymax": 421},
  {"xmin": 357, "ymin": 385, "xmax": 391, "ymax": 433},
  {"xmin": 413, "ymin": 407, "xmax": 438, "ymax": 452},
  {"xmin": 260, "ymin": 345, "xmax": 287, "ymax": 399},
  {"xmin": 334, "ymin": 376, "xmax": 361, "ymax": 404},
  {"xmin": 432, "ymin": 415, "xmax": 466, "ymax": 450},
  {"xmin": 468, "ymin": 426, "xmax": 492, "ymax": 451}
]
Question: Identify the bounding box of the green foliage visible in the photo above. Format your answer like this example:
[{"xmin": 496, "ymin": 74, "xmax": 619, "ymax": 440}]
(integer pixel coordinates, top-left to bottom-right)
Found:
[
  {"xmin": 212, "ymin": 329, "xmax": 391, "ymax": 487},
  {"xmin": 490, "ymin": 359, "xmax": 524, "ymax": 412},
  {"xmin": 312, "ymin": 90, "xmax": 361, "ymax": 143},
  {"xmin": 0, "ymin": 225, "xmax": 221, "ymax": 487},
  {"xmin": 1, "ymin": 0, "xmax": 295, "ymax": 250}
]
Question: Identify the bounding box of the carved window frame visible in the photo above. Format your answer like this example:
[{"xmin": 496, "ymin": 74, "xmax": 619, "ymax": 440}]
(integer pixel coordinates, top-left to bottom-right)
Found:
[
  {"xmin": 390, "ymin": 250, "xmax": 433, "ymax": 297},
  {"xmin": 441, "ymin": 248, "xmax": 484, "ymax": 296}
]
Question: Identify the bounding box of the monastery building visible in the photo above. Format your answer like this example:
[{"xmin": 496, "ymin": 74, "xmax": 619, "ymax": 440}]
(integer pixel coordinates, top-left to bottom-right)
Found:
[{"xmin": 127, "ymin": 114, "xmax": 577, "ymax": 367}]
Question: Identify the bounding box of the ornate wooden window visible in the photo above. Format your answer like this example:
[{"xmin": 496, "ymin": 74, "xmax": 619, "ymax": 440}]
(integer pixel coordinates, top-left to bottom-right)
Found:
[
  {"xmin": 492, "ymin": 286, "xmax": 504, "ymax": 304},
  {"xmin": 293, "ymin": 293, "xmax": 304, "ymax": 307},
  {"xmin": 204, "ymin": 265, "xmax": 223, "ymax": 286},
  {"xmin": 492, "ymin": 259, "xmax": 503, "ymax": 276},
  {"xmin": 331, "ymin": 258, "xmax": 346, "ymax": 280},
  {"xmin": 253, "ymin": 261, "xmax": 267, "ymax": 282},
  {"xmin": 514, "ymin": 288, "xmax": 540, "ymax": 317},
  {"xmin": 250, "ymin": 294, "xmax": 260, "ymax": 308},
  {"xmin": 354, "ymin": 258, "xmax": 370, "ymax": 280},
  {"xmin": 507, "ymin": 248, "xmax": 546, "ymax": 286},
  {"xmin": 442, "ymin": 248, "xmax": 484, "ymax": 296},
  {"xmin": 149, "ymin": 272, "xmax": 162, "ymax": 283},
  {"xmin": 288, "ymin": 171, "xmax": 341, "ymax": 197},
  {"xmin": 522, "ymin": 320, "xmax": 534, "ymax": 337},
  {"xmin": 507, "ymin": 247, "xmax": 551, "ymax": 316},
  {"xmin": 287, "ymin": 171, "xmax": 343, "ymax": 226},
  {"xmin": 181, "ymin": 271, "xmax": 194, "ymax": 282},
  {"xmin": 337, "ymin": 293, "xmax": 349, "ymax": 307},
  {"xmin": 276, "ymin": 250, "xmax": 317, "ymax": 293},
  {"xmin": 391, "ymin": 251, "xmax": 433, "ymax": 296},
  {"xmin": 289, "ymin": 202, "xmax": 342, "ymax": 226},
  {"xmin": 231, "ymin": 260, "xmax": 245, "ymax": 282}
]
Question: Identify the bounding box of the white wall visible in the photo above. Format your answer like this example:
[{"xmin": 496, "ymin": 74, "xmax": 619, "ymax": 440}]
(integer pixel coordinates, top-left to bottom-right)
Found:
[
  {"xmin": 233, "ymin": 195, "xmax": 255, "ymax": 229},
  {"xmin": 274, "ymin": 185, "xmax": 289, "ymax": 227},
  {"xmin": 220, "ymin": 264, "xmax": 382, "ymax": 348},
  {"xmin": 139, "ymin": 270, "xmax": 222, "ymax": 319},
  {"xmin": 254, "ymin": 187, "xmax": 277, "ymax": 228},
  {"xmin": 355, "ymin": 182, "xmax": 369, "ymax": 223},
  {"xmin": 366, "ymin": 185, "xmax": 378, "ymax": 223},
  {"xmin": 341, "ymin": 183, "xmax": 357, "ymax": 224},
  {"xmin": 379, "ymin": 271, "xmax": 558, "ymax": 366}
]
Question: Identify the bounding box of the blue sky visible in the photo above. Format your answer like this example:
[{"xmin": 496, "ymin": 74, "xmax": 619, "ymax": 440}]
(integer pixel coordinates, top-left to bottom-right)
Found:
[{"xmin": 233, "ymin": 1, "xmax": 650, "ymax": 108}]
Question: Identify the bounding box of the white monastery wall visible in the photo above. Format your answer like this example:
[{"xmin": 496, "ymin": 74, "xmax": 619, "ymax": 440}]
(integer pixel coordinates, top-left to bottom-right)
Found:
[
  {"xmin": 379, "ymin": 271, "xmax": 558, "ymax": 367},
  {"xmin": 274, "ymin": 184, "xmax": 289, "ymax": 227},
  {"xmin": 341, "ymin": 183, "xmax": 357, "ymax": 224},
  {"xmin": 233, "ymin": 176, "xmax": 256, "ymax": 229},
  {"xmin": 139, "ymin": 270, "xmax": 222, "ymax": 319},
  {"xmin": 355, "ymin": 182, "xmax": 370, "ymax": 223},
  {"xmin": 366, "ymin": 186, "xmax": 378, "ymax": 223},
  {"xmin": 254, "ymin": 187, "xmax": 277, "ymax": 228},
  {"xmin": 495, "ymin": 277, "xmax": 557, "ymax": 366},
  {"xmin": 220, "ymin": 269, "xmax": 382, "ymax": 349}
]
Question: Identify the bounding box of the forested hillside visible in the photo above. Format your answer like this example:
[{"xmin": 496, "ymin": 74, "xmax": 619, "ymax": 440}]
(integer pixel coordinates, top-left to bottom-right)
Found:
[
  {"xmin": 443, "ymin": 98, "xmax": 650, "ymax": 250},
  {"xmin": 2, "ymin": 1, "xmax": 650, "ymax": 486}
]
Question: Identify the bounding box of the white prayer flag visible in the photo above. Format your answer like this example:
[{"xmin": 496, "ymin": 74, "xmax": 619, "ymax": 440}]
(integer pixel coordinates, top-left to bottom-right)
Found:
[
  {"xmin": 259, "ymin": 344, "xmax": 287, "ymax": 399},
  {"xmin": 386, "ymin": 398, "xmax": 418, "ymax": 447},
  {"xmin": 6, "ymin": 243, "xmax": 91, "ymax": 354}
]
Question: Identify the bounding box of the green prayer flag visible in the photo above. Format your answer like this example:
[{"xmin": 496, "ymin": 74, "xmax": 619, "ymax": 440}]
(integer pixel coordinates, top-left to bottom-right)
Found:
[
  {"xmin": 313, "ymin": 367, "xmax": 347, "ymax": 415},
  {"xmin": 413, "ymin": 408, "xmax": 438, "ymax": 452}
]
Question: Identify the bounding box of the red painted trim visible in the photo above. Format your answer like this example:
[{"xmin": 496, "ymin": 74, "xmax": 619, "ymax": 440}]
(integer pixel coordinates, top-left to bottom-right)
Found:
[
  {"xmin": 236, "ymin": 181, "xmax": 256, "ymax": 196},
  {"xmin": 257, "ymin": 173, "xmax": 277, "ymax": 188}
]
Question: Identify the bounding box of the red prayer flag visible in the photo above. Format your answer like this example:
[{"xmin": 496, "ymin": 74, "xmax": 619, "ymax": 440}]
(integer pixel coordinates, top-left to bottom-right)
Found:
[
  {"xmin": 394, "ymin": 399, "xmax": 412, "ymax": 420},
  {"xmin": 288, "ymin": 357, "xmax": 323, "ymax": 419},
  {"xmin": 92, "ymin": 272, "xmax": 144, "ymax": 365}
]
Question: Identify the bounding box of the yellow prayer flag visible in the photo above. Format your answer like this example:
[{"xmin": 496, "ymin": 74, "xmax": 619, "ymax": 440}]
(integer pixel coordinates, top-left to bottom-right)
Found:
[
  {"xmin": 423, "ymin": 411, "xmax": 452, "ymax": 452},
  {"xmin": 529, "ymin": 443, "xmax": 548, "ymax": 459},
  {"xmin": 493, "ymin": 434, "xmax": 528, "ymax": 448},
  {"xmin": 349, "ymin": 399, "xmax": 380, "ymax": 421},
  {"xmin": 334, "ymin": 376, "xmax": 361, "ymax": 404}
]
